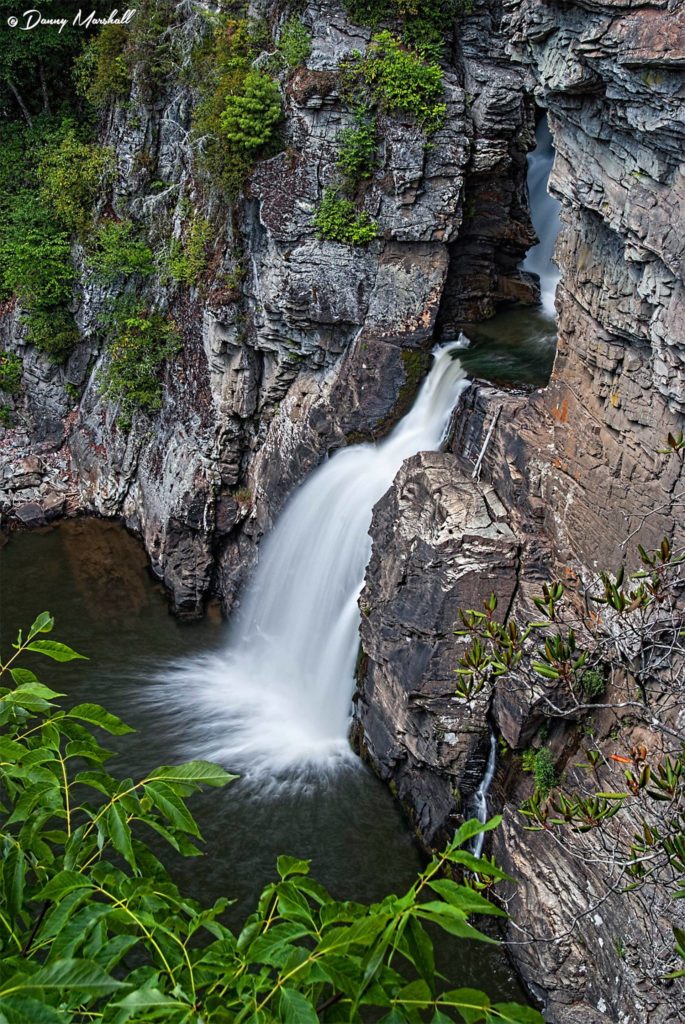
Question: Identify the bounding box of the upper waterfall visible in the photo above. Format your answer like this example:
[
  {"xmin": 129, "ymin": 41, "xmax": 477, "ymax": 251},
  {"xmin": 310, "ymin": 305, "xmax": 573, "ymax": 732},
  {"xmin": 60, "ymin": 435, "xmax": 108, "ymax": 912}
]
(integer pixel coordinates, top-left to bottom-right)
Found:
[
  {"xmin": 154, "ymin": 343, "xmax": 469, "ymax": 777},
  {"xmin": 523, "ymin": 118, "xmax": 561, "ymax": 317}
]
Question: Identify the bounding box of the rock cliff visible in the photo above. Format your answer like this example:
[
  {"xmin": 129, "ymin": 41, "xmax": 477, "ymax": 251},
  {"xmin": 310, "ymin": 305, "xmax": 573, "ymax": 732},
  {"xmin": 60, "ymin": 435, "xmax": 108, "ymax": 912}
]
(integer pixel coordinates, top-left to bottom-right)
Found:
[
  {"xmin": 1, "ymin": 1, "xmax": 683, "ymax": 1021},
  {"xmin": 354, "ymin": 1, "xmax": 684, "ymax": 1021},
  {"xmin": 0, "ymin": 0, "xmax": 534, "ymax": 617}
]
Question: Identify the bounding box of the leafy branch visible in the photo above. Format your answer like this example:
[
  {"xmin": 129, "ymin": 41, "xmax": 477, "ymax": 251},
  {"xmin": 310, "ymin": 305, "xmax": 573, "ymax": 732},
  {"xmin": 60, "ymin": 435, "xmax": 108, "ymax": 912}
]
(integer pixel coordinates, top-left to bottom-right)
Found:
[{"xmin": 0, "ymin": 614, "xmax": 542, "ymax": 1022}]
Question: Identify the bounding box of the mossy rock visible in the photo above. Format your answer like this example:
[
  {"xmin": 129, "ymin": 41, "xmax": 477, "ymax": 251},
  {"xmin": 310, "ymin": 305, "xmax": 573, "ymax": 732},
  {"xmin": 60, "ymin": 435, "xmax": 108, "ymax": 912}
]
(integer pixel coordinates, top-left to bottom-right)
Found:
[{"xmin": 377, "ymin": 347, "xmax": 432, "ymax": 434}]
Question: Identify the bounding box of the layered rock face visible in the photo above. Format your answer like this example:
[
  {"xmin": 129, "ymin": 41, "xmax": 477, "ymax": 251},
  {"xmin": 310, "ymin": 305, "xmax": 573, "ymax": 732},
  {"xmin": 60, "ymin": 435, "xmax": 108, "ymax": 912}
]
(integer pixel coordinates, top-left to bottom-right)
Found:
[
  {"xmin": 0, "ymin": 0, "xmax": 533, "ymax": 616},
  {"xmin": 355, "ymin": 2, "xmax": 684, "ymax": 1021},
  {"xmin": 504, "ymin": 0, "xmax": 684, "ymax": 571},
  {"xmin": 2, "ymin": 1, "xmax": 684, "ymax": 1020},
  {"xmin": 353, "ymin": 450, "xmax": 520, "ymax": 843}
]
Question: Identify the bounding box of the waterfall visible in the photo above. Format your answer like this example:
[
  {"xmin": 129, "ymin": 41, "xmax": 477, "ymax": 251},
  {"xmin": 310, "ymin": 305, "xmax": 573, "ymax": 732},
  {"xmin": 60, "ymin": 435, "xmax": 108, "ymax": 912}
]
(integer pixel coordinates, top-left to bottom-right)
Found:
[
  {"xmin": 158, "ymin": 342, "xmax": 469, "ymax": 778},
  {"xmin": 523, "ymin": 118, "xmax": 561, "ymax": 318},
  {"xmin": 470, "ymin": 732, "xmax": 497, "ymax": 858}
]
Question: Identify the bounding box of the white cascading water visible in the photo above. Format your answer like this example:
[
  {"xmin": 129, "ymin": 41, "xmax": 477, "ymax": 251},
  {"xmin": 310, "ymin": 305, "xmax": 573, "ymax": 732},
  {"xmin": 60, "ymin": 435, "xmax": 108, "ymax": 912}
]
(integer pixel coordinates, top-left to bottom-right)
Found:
[
  {"xmin": 523, "ymin": 117, "xmax": 561, "ymax": 317},
  {"xmin": 158, "ymin": 342, "xmax": 469, "ymax": 778},
  {"xmin": 470, "ymin": 732, "xmax": 497, "ymax": 858}
]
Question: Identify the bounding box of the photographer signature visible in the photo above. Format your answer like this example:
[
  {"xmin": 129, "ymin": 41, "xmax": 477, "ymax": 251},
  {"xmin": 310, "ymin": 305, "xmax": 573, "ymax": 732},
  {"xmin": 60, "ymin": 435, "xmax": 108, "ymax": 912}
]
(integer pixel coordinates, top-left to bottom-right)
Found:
[{"xmin": 6, "ymin": 8, "xmax": 136, "ymax": 32}]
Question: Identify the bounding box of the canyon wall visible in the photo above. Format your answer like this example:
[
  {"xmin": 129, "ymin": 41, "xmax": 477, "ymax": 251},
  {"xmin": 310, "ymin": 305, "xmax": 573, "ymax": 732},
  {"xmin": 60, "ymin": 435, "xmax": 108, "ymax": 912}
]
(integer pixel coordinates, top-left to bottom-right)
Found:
[
  {"xmin": 0, "ymin": 0, "xmax": 534, "ymax": 617},
  {"xmin": 354, "ymin": 1, "xmax": 684, "ymax": 1021},
  {"xmin": 1, "ymin": 1, "xmax": 684, "ymax": 1020}
]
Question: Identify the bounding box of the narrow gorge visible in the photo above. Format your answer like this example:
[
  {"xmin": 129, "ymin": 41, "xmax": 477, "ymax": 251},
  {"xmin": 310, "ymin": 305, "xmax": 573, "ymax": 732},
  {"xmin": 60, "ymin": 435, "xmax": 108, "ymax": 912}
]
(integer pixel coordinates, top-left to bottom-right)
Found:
[{"xmin": 0, "ymin": 2, "xmax": 683, "ymax": 1022}]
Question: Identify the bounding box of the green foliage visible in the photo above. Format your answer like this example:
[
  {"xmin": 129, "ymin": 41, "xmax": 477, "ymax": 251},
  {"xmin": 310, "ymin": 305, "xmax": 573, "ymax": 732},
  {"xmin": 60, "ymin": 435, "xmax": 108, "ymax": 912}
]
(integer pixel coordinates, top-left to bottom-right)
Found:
[
  {"xmin": 453, "ymin": 540, "xmax": 684, "ymax": 704},
  {"xmin": 164, "ymin": 217, "xmax": 212, "ymax": 286},
  {"xmin": 521, "ymin": 788, "xmax": 626, "ymax": 835},
  {"xmin": 128, "ymin": 0, "xmax": 185, "ymax": 97},
  {"xmin": 455, "ymin": 539, "xmax": 685, "ymax": 981},
  {"xmin": 76, "ymin": 0, "xmax": 182, "ymax": 107},
  {"xmin": 0, "ymin": 195, "xmax": 79, "ymax": 361},
  {"xmin": 232, "ymin": 486, "xmax": 252, "ymax": 505},
  {"xmin": 87, "ymin": 219, "xmax": 155, "ymax": 283},
  {"xmin": 346, "ymin": 31, "xmax": 446, "ymax": 134},
  {"xmin": 0, "ymin": 404, "xmax": 12, "ymax": 427},
  {"xmin": 0, "ymin": 201, "xmax": 75, "ymax": 309},
  {"xmin": 316, "ymin": 103, "xmax": 378, "ymax": 244},
  {"xmin": 314, "ymin": 189, "xmax": 379, "ymax": 245},
  {"xmin": 278, "ymin": 16, "xmax": 312, "ymax": 67},
  {"xmin": 317, "ymin": 104, "xmax": 378, "ymax": 237},
  {"xmin": 0, "ymin": 352, "xmax": 22, "ymax": 394},
  {"xmin": 343, "ymin": 0, "xmax": 470, "ymax": 59},
  {"xmin": 0, "ymin": 123, "xmax": 74, "ymax": 326},
  {"xmin": 74, "ymin": 25, "xmax": 131, "ymax": 108},
  {"xmin": 344, "ymin": 0, "xmax": 397, "ymax": 25},
  {"xmin": 658, "ymin": 430, "xmax": 685, "ymax": 458},
  {"xmin": 0, "ymin": 119, "xmax": 33, "ymax": 216},
  {"xmin": 98, "ymin": 301, "xmax": 180, "ymax": 428},
  {"xmin": 224, "ymin": 261, "xmax": 246, "ymax": 293},
  {"xmin": 0, "ymin": 618, "xmax": 542, "ymax": 1022},
  {"xmin": 220, "ymin": 68, "xmax": 282, "ymax": 153},
  {"xmin": 579, "ymin": 667, "xmax": 606, "ymax": 699},
  {"xmin": 25, "ymin": 308, "xmax": 80, "ymax": 362},
  {"xmin": 0, "ymin": 0, "xmax": 87, "ymax": 122},
  {"xmin": 337, "ymin": 111, "xmax": 378, "ymax": 183},
  {"xmin": 522, "ymin": 747, "xmax": 558, "ymax": 798},
  {"xmin": 37, "ymin": 128, "xmax": 114, "ymax": 235},
  {"xmin": 191, "ymin": 17, "xmax": 283, "ymax": 197}
]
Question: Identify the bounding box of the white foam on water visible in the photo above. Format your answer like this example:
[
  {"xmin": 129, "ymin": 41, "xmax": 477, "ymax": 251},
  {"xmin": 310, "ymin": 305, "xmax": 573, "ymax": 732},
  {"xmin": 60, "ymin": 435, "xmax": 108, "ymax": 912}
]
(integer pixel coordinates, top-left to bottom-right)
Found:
[{"xmin": 152, "ymin": 343, "xmax": 469, "ymax": 780}]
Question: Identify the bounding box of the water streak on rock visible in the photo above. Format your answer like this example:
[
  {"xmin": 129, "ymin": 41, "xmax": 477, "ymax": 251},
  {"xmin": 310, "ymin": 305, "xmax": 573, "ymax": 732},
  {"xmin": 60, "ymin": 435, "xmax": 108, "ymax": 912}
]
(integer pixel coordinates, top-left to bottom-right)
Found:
[
  {"xmin": 523, "ymin": 118, "xmax": 561, "ymax": 317},
  {"xmin": 470, "ymin": 732, "xmax": 497, "ymax": 858}
]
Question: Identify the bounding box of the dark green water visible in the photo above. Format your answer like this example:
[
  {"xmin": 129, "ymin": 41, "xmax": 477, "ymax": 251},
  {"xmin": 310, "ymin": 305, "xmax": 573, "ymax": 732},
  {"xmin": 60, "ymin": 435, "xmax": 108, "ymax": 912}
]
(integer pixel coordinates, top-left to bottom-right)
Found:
[
  {"xmin": 0, "ymin": 518, "xmax": 524, "ymax": 1001},
  {"xmin": 458, "ymin": 306, "xmax": 557, "ymax": 390}
]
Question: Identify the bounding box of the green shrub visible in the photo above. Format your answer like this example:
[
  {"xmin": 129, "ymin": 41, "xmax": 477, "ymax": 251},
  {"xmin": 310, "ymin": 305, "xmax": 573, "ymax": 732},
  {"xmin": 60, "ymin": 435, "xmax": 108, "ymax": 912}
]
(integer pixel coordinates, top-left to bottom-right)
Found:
[
  {"xmin": 0, "ymin": 404, "xmax": 12, "ymax": 427},
  {"xmin": 347, "ymin": 30, "xmax": 446, "ymax": 134},
  {"xmin": 0, "ymin": 199, "xmax": 74, "ymax": 308},
  {"xmin": 319, "ymin": 107, "xmax": 378, "ymax": 240},
  {"xmin": 87, "ymin": 219, "xmax": 156, "ymax": 283},
  {"xmin": 0, "ymin": 123, "xmax": 84, "ymax": 362},
  {"xmin": 314, "ymin": 189, "xmax": 379, "ymax": 244},
  {"xmin": 74, "ymin": 24, "xmax": 130, "ymax": 107},
  {"xmin": 0, "ymin": 612, "xmax": 541, "ymax": 1024},
  {"xmin": 0, "ymin": 122, "xmax": 32, "ymax": 221},
  {"xmin": 522, "ymin": 746, "xmax": 558, "ymax": 798},
  {"xmin": 129, "ymin": 0, "xmax": 185, "ymax": 96},
  {"xmin": 24, "ymin": 307, "xmax": 81, "ymax": 361},
  {"xmin": 0, "ymin": 352, "xmax": 22, "ymax": 394},
  {"xmin": 220, "ymin": 67, "xmax": 282, "ymax": 152},
  {"xmin": 191, "ymin": 17, "xmax": 283, "ymax": 196},
  {"xmin": 337, "ymin": 111, "xmax": 378, "ymax": 182},
  {"xmin": 344, "ymin": 0, "xmax": 396, "ymax": 25},
  {"xmin": 343, "ymin": 0, "xmax": 470, "ymax": 58},
  {"xmin": 580, "ymin": 667, "xmax": 606, "ymax": 699},
  {"xmin": 98, "ymin": 300, "xmax": 180, "ymax": 428},
  {"xmin": 165, "ymin": 216, "xmax": 212, "ymax": 286},
  {"xmin": 37, "ymin": 128, "xmax": 114, "ymax": 235},
  {"xmin": 278, "ymin": 15, "xmax": 312, "ymax": 67},
  {"xmin": 76, "ymin": 0, "xmax": 182, "ymax": 105},
  {"xmin": 0, "ymin": 197, "xmax": 80, "ymax": 361},
  {"xmin": 0, "ymin": 123, "xmax": 57, "ymax": 284}
]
